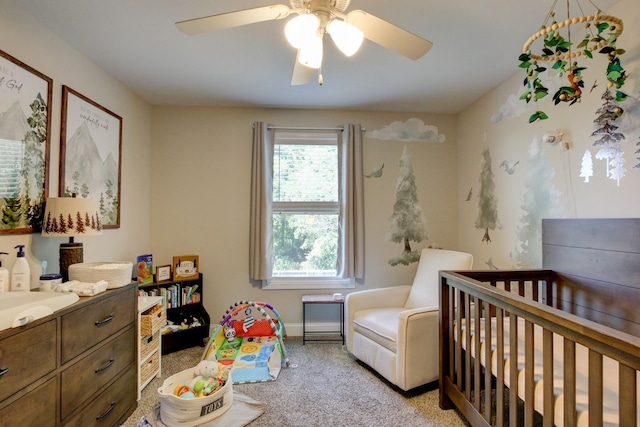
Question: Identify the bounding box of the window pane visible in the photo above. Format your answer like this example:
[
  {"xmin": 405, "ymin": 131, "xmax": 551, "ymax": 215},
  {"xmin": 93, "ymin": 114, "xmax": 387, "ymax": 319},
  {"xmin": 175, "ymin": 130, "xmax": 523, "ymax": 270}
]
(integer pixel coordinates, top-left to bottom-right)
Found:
[
  {"xmin": 273, "ymin": 213, "xmax": 338, "ymax": 277},
  {"xmin": 273, "ymin": 143, "xmax": 338, "ymax": 203}
]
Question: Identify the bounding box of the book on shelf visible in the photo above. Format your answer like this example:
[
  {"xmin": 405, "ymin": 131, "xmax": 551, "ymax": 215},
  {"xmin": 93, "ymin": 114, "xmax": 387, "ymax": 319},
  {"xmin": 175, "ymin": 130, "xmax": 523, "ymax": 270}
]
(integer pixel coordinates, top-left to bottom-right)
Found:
[{"xmin": 137, "ymin": 254, "xmax": 153, "ymax": 284}]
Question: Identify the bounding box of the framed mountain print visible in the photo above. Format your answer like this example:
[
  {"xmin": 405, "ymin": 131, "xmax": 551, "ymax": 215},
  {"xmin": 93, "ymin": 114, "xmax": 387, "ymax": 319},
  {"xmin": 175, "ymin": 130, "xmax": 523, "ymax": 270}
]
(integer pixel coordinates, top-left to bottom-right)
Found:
[
  {"xmin": 60, "ymin": 85, "xmax": 122, "ymax": 228},
  {"xmin": 0, "ymin": 49, "xmax": 52, "ymax": 234}
]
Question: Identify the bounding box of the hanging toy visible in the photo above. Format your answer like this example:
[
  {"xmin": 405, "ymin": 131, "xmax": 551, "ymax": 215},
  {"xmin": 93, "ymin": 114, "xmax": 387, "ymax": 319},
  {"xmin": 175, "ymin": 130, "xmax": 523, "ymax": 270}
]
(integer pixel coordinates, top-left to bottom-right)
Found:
[
  {"xmin": 224, "ymin": 321, "xmax": 236, "ymax": 343},
  {"xmin": 242, "ymin": 307, "xmax": 255, "ymax": 333}
]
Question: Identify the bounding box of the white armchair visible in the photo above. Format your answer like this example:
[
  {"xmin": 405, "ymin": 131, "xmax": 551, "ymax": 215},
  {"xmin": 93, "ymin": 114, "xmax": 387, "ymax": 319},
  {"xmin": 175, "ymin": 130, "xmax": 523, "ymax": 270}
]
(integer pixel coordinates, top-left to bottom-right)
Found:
[{"xmin": 345, "ymin": 248, "xmax": 473, "ymax": 391}]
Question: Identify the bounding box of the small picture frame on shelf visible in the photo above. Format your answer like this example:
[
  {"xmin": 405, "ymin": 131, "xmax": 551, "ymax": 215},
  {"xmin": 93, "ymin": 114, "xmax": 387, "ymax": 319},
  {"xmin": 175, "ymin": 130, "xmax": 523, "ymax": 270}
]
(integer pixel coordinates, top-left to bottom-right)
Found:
[
  {"xmin": 156, "ymin": 265, "xmax": 171, "ymax": 283},
  {"xmin": 172, "ymin": 255, "xmax": 199, "ymax": 281}
]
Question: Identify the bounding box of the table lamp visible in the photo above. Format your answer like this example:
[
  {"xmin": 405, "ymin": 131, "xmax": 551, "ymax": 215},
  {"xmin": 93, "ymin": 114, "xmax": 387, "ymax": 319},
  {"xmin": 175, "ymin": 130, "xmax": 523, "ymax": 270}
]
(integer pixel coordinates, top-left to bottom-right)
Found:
[{"xmin": 41, "ymin": 196, "xmax": 102, "ymax": 282}]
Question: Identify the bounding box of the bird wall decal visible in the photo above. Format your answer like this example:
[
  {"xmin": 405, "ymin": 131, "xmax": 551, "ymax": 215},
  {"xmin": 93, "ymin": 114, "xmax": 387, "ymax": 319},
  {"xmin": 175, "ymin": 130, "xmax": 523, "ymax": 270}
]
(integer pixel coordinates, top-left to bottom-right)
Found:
[{"xmin": 364, "ymin": 163, "xmax": 384, "ymax": 178}]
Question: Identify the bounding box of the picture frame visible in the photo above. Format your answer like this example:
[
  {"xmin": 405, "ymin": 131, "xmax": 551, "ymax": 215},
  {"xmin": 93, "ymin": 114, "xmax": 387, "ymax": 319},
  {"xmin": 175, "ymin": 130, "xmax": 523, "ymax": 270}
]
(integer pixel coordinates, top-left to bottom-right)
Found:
[
  {"xmin": 0, "ymin": 49, "xmax": 53, "ymax": 234},
  {"xmin": 156, "ymin": 265, "xmax": 172, "ymax": 283},
  {"xmin": 172, "ymin": 255, "xmax": 199, "ymax": 281},
  {"xmin": 59, "ymin": 85, "xmax": 122, "ymax": 228}
]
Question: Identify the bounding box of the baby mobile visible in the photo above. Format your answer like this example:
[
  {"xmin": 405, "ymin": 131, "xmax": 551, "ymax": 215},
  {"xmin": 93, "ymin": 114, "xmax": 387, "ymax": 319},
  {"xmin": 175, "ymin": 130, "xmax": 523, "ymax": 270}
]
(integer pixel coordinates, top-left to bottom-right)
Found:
[{"xmin": 518, "ymin": 0, "xmax": 630, "ymax": 185}]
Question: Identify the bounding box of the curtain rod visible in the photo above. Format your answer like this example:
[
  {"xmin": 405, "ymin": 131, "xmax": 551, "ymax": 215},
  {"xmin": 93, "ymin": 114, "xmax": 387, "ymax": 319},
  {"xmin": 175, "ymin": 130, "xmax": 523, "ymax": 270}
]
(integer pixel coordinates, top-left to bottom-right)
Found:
[{"xmin": 256, "ymin": 125, "xmax": 366, "ymax": 131}]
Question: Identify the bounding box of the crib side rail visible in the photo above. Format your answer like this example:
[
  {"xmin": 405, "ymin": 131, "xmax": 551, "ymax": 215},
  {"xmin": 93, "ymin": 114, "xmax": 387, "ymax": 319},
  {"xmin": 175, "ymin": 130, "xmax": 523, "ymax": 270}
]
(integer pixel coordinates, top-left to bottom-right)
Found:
[{"xmin": 439, "ymin": 270, "xmax": 640, "ymax": 427}]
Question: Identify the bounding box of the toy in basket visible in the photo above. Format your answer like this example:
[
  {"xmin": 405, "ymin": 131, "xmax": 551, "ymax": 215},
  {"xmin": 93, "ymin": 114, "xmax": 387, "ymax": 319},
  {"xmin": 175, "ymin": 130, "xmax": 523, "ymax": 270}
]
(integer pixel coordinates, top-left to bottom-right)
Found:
[
  {"xmin": 157, "ymin": 360, "xmax": 232, "ymax": 427},
  {"xmin": 202, "ymin": 300, "xmax": 291, "ymax": 384}
]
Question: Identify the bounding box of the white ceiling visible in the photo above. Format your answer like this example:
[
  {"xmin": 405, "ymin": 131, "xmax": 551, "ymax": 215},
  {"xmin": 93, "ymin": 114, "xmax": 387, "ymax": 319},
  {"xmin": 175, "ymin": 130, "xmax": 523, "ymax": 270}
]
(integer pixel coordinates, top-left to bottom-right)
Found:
[{"xmin": 14, "ymin": 0, "xmax": 620, "ymax": 113}]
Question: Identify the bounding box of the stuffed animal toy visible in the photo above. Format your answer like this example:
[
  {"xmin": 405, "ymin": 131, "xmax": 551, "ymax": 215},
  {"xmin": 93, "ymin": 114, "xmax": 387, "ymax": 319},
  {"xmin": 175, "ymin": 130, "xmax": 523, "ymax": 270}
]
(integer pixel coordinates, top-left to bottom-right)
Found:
[
  {"xmin": 242, "ymin": 307, "xmax": 255, "ymax": 333},
  {"xmin": 194, "ymin": 360, "xmax": 219, "ymax": 379},
  {"xmin": 224, "ymin": 322, "xmax": 236, "ymax": 342}
]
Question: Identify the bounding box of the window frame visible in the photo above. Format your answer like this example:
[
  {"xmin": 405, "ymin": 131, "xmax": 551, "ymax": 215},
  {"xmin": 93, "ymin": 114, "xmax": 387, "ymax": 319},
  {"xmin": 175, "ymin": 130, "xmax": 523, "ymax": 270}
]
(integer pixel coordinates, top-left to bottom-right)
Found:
[{"xmin": 263, "ymin": 130, "xmax": 354, "ymax": 290}]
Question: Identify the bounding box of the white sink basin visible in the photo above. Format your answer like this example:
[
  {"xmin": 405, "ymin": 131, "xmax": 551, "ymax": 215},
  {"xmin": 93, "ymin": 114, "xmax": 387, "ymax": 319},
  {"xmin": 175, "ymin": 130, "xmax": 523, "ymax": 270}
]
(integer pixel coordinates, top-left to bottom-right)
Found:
[{"xmin": 0, "ymin": 292, "xmax": 79, "ymax": 332}]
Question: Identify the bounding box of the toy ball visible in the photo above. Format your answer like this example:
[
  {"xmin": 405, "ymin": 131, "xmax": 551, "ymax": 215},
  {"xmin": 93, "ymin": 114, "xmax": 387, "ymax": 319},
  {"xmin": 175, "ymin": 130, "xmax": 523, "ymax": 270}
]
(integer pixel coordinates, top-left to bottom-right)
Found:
[
  {"xmin": 174, "ymin": 385, "xmax": 190, "ymax": 396},
  {"xmin": 180, "ymin": 391, "xmax": 196, "ymax": 399},
  {"xmin": 193, "ymin": 379, "xmax": 205, "ymax": 394}
]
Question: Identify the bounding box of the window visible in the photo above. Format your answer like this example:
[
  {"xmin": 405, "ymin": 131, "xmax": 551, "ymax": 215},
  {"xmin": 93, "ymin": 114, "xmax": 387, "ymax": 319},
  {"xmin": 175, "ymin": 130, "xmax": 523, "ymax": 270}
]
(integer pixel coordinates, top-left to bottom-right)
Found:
[
  {"xmin": 272, "ymin": 131, "xmax": 340, "ymax": 280},
  {"xmin": 250, "ymin": 122, "xmax": 364, "ymax": 290}
]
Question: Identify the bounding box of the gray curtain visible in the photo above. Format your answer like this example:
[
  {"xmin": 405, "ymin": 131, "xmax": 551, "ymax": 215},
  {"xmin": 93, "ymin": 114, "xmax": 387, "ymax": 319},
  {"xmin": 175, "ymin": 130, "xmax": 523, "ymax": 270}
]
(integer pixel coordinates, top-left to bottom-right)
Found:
[
  {"xmin": 337, "ymin": 123, "xmax": 365, "ymax": 279},
  {"xmin": 249, "ymin": 122, "xmax": 274, "ymax": 281}
]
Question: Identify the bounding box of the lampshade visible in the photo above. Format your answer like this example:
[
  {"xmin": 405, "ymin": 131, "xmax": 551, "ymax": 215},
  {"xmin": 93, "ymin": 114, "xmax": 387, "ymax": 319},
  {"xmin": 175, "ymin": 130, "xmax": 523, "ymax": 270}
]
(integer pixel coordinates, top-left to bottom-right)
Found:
[
  {"xmin": 42, "ymin": 197, "xmax": 102, "ymax": 237},
  {"xmin": 42, "ymin": 197, "xmax": 102, "ymax": 282},
  {"xmin": 327, "ymin": 19, "xmax": 363, "ymax": 57},
  {"xmin": 297, "ymin": 34, "xmax": 323, "ymax": 69},
  {"xmin": 285, "ymin": 14, "xmax": 319, "ymax": 49}
]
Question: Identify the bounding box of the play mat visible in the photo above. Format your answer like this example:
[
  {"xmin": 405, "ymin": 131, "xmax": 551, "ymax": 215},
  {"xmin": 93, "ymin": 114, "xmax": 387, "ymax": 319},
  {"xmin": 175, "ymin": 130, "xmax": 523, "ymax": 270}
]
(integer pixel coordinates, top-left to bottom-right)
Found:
[{"xmin": 202, "ymin": 301, "xmax": 290, "ymax": 384}]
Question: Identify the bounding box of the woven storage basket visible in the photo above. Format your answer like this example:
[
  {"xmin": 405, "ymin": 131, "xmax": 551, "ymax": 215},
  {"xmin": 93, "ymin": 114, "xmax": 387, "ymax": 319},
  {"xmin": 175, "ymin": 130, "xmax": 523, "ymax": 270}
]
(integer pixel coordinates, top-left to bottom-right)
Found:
[
  {"xmin": 141, "ymin": 351, "xmax": 160, "ymax": 385},
  {"xmin": 140, "ymin": 331, "xmax": 160, "ymax": 360},
  {"xmin": 141, "ymin": 304, "xmax": 166, "ymax": 336},
  {"xmin": 158, "ymin": 368, "xmax": 233, "ymax": 427}
]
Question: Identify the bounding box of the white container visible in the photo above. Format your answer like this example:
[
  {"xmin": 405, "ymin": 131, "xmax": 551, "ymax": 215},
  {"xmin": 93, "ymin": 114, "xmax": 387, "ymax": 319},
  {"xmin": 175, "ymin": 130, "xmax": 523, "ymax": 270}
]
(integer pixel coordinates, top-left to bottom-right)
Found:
[
  {"xmin": 10, "ymin": 245, "xmax": 30, "ymax": 292},
  {"xmin": 39, "ymin": 274, "xmax": 63, "ymax": 292},
  {"xmin": 157, "ymin": 368, "xmax": 233, "ymax": 427},
  {"xmin": 0, "ymin": 252, "xmax": 9, "ymax": 292}
]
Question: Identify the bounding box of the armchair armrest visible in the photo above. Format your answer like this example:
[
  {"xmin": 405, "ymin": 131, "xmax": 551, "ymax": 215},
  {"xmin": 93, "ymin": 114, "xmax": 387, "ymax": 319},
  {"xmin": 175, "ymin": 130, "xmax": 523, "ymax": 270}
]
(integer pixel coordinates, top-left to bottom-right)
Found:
[
  {"xmin": 396, "ymin": 306, "xmax": 440, "ymax": 389},
  {"xmin": 345, "ymin": 285, "xmax": 411, "ymax": 352}
]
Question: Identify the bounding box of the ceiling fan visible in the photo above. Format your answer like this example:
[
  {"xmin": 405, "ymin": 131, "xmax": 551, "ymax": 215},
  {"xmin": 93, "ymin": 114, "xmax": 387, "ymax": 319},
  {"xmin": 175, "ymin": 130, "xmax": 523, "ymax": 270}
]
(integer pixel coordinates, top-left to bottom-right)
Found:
[{"xmin": 175, "ymin": 0, "xmax": 433, "ymax": 85}]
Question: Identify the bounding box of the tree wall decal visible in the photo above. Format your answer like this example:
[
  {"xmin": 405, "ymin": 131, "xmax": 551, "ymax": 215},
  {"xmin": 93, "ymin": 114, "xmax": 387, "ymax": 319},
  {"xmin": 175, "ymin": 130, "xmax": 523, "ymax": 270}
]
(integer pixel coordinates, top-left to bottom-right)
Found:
[
  {"xmin": 475, "ymin": 146, "xmax": 499, "ymax": 244},
  {"xmin": 387, "ymin": 145, "xmax": 426, "ymax": 266}
]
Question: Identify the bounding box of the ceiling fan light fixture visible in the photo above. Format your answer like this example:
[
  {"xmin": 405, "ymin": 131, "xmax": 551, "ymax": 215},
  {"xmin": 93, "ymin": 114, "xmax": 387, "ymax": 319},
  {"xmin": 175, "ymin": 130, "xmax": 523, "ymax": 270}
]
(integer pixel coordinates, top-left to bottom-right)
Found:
[
  {"xmin": 285, "ymin": 14, "xmax": 319, "ymax": 49},
  {"xmin": 297, "ymin": 34, "xmax": 323, "ymax": 69},
  {"xmin": 327, "ymin": 19, "xmax": 363, "ymax": 57}
]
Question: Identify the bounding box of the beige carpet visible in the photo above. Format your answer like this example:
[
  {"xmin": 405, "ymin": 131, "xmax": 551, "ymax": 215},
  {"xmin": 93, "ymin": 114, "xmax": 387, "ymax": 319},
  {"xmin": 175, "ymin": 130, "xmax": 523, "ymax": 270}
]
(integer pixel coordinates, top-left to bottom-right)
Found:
[{"xmin": 122, "ymin": 337, "xmax": 469, "ymax": 426}]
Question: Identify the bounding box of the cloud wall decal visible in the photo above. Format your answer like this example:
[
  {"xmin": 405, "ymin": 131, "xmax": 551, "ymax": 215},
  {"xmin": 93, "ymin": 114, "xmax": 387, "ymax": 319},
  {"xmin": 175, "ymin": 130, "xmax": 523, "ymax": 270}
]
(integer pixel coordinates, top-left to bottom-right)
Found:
[{"xmin": 367, "ymin": 118, "xmax": 445, "ymax": 143}]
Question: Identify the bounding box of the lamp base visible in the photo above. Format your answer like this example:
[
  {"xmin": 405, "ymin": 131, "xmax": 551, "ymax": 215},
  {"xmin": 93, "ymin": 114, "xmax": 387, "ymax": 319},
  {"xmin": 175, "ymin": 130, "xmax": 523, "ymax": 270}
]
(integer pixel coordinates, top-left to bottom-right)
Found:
[{"xmin": 60, "ymin": 242, "xmax": 83, "ymax": 282}]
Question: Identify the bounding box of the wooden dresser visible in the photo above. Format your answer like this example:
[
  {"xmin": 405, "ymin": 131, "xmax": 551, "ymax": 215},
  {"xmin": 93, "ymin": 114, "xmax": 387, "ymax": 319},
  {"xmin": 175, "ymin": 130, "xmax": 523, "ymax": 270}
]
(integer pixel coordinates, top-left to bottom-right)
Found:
[{"xmin": 0, "ymin": 283, "xmax": 137, "ymax": 426}]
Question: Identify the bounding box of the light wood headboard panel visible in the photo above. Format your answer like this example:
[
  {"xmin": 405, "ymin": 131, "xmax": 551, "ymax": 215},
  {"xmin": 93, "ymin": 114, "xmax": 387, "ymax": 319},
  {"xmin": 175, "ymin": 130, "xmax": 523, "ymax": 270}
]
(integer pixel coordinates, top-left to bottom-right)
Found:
[{"xmin": 542, "ymin": 218, "xmax": 640, "ymax": 336}]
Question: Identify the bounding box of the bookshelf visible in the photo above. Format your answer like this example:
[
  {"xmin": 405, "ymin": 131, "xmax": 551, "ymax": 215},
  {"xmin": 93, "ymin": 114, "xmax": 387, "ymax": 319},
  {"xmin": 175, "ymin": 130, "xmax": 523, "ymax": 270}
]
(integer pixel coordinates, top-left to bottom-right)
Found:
[{"xmin": 138, "ymin": 273, "xmax": 210, "ymax": 354}]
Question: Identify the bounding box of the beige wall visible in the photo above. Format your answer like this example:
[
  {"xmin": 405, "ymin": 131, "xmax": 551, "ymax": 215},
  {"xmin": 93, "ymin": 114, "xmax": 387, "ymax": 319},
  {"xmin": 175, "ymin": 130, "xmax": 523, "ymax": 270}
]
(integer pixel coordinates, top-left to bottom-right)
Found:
[
  {"xmin": 456, "ymin": 0, "xmax": 640, "ymax": 269},
  {"xmin": 150, "ymin": 107, "xmax": 459, "ymax": 324},
  {"xmin": 0, "ymin": 1, "xmax": 153, "ymax": 286}
]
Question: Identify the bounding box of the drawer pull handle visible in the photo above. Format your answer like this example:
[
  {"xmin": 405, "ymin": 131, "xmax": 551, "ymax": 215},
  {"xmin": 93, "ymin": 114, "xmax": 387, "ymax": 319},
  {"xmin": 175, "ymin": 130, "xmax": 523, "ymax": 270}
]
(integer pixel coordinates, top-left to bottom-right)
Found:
[
  {"xmin": 96, "ymin": 401, "xmax": 116, "ymax": 421},
  {"xmin": 95, "ymin": 314, "xmax": 114, "ymax": 326},
  {"xmin": 95, "ymin": 359, "xmax": 115, "ymax": 374},
  {"xmin": 0, "ymin": 367, "xmax": 8, "ymax": 378}
]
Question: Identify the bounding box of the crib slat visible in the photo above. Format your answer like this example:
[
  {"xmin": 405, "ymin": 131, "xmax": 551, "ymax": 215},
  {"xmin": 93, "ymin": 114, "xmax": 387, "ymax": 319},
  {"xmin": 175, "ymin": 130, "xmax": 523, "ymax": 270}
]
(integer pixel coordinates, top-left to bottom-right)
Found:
[
  {"xmin": 473, "ymin": 299, "xmax": 482, "ymax": 411},
  {"xmin": 455, "ymin": 288, "xmax": 463, "ymax": 389},
  {"xmin": 543, "ymin": 329, "xmax": 554, "ymax": 427},
  {"xmin": 483, "ymin": 301, "xmax": 492, "ymax": 424},
  {"xmin": 509, "ymin": 313, "xmax": 519, "ymax": 426},
  {"xmin": 524, "ymin": 320, "xmax": 534, "ymax": 427},
  {"xmin": 465, "ymin": 293, "xmax": 472, "ymax": 401},
  {"xmin": 588, "ymin": 349, "xmax": 603, "ymax": 426},
  {"xmin": 496, "ymin": 308, "xmax": 505, "ymax": 427},
  {"xmin": 564, "ymin": 339, "xmax": 577, "ymax": 426},
  {"xmin": 619, "ymin": 363, "xmax": 637, "ymax": 427}
]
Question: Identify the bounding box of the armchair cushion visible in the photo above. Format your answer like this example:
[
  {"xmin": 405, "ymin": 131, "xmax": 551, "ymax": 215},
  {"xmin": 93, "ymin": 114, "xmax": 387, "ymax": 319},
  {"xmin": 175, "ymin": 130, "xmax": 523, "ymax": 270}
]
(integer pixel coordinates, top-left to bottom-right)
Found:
[{"xmin": 353, "ymin": 308, "xmax": 403, "ymax": 353}]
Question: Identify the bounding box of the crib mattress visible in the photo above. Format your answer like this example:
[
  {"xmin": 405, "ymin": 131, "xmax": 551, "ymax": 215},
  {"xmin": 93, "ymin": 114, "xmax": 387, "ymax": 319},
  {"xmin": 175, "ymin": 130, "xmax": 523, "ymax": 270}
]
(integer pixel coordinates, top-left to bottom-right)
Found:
[{"xmin": 457, "ymin": 317, "xmax": 640, "ymax": 426}]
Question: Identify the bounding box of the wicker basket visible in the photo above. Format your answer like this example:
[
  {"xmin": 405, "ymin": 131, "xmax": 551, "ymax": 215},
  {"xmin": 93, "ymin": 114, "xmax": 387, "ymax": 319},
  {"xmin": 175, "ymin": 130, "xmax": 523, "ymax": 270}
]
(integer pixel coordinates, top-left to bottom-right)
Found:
[
  {"xmin": 141, "ymin": 331, "xmax": 160, "ymax": 360},
  {"xmin": 141, "ymin": 304, "xmax": 166, "ymax": 336},
  {"xmin": 141, "ymin": 350, "xmax": 160, "ymax": 385}
]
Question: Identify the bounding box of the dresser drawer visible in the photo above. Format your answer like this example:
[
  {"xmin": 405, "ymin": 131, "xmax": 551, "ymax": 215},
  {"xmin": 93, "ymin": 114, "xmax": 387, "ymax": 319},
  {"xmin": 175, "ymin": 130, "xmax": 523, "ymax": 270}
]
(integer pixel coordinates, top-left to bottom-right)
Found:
[
  {"xmin": 61, "ymin": 326, "xmax": 136, "ymax": 419},
  {"xmin": 0, "ymin": 320, "xmax": 56, "ymax": 402},
  {"xmin": 61, "ymin": 287, "xmax": 136, "ymax": 363},
  {"xmin": 0, "ymin": 376, "xmax": 57, "ymax": 426},
  {"xmin": 63, "ymin": 364, "xmax": 137, "ymax": 427}
]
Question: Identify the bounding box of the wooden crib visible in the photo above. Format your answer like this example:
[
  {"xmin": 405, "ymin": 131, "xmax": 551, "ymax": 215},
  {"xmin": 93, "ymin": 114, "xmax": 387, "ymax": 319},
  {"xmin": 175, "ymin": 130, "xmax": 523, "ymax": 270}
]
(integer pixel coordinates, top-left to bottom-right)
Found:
[{"xmin": 439, "ymin": 218, "xmax": 640, "ymax": 426}]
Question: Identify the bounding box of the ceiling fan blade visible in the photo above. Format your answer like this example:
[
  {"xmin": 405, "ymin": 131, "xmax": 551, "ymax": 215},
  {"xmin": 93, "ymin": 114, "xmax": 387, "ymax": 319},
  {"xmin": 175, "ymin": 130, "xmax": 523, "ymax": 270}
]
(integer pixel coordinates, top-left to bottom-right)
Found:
[
  {"xmin": 346, "ymin": 10, "xmax": 433, "ymax": 60},
  {"xmin": 291, "ymin": 52, "xmax": 315, "ymax": 85},
  {"xmin": 176, "ymin": 4, "xmax": 291, "ymax": 35}
]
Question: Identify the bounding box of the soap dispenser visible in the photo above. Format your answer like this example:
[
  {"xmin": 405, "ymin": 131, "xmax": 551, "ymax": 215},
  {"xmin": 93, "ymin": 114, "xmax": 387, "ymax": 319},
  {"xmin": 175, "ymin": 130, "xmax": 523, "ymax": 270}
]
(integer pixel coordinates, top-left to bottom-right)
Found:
[
  {"xmin": 0, "ymin": 252, "xmax": 8, "ymax": 292},
  {"xmin": 11, "ymin": 245, "xmax": 31, "ymax": 292}
]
